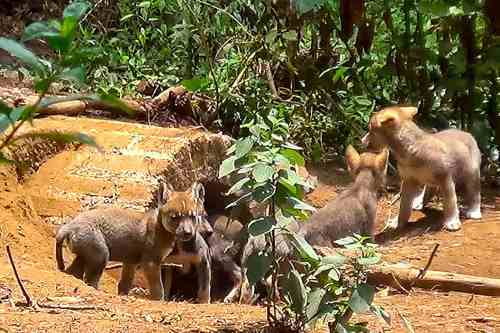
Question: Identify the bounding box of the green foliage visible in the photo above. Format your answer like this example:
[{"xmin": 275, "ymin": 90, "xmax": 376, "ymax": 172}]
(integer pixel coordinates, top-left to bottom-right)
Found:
[
  {"xmin": 79, "ymin": 0, "xmax": 500, "ymax": 159},
  {"xmin": 220, "ymin": 113, "xmax": 388, "ymax": 331},
  {"xmin": 0, "ymin": 1, "xmax": 131, "ymax": 164},
  {"xmin": 287, "ymin": 233, "xmax": 389, "ymax": 332}
]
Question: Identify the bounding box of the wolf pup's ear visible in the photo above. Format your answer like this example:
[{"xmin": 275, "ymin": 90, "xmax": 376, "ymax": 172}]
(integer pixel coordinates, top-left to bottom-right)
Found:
[
  {"xmin": 399, "ymin": 106, "xmax": 418, "ymax": 119},
  {"xmin": 158, "ymin": 182, "xmax": 173, "ymax": 205},
  {"xmin": 191, "ymin": 182, "xmax": 206, "ymax": 205},
  {"xmin": 345, "ymin": 145, "xmax": 361, "ymax": 176},
  {"xmin": 375, "ymin": 148, "xmax": 390, "ymax": 175}
]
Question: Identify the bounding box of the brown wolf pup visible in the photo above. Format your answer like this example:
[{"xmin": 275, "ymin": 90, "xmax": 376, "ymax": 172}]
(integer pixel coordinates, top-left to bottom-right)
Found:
[
  {"xmin": 362, "ymin": 105, "xmax": 482, "ymax": 231},
  {"xmin": 55, "ymin": 182, "xmax": 206, "ymax": 300},
  {"xmin": 164, "ymin": 214, "xmax": 245, "ymax": 304},
  {"xmin": 161, "ymin": 223, "xmax": 212, "ymax": 304},
  {"xmin": 239, "ymin": 146, "xmax": 389, "ymax": 303}
]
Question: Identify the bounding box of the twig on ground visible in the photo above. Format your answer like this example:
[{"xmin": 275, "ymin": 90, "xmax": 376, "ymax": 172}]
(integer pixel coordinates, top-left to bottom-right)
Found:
[
  {"xmin": 6, "ymin": 245, "xmax": 33, "ymax": 306},
  {"xmin": 391, "ymin": 273, "xmax": 411, "ymax": 295},
  {"xmin": 416, "ymin": 243, "xmax": 440, "ymax": 280},
  {"xmin": 37, "ymin": 300, "xmax": 107, "ymax": 311}
]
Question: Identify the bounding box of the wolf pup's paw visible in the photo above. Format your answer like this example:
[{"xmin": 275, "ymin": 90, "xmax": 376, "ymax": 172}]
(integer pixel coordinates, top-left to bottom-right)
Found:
[
  {"xmin": 443, "ymin": 215, "xmax": 462, "ymax": 231},
  {"xmin": 463, "ymin": 206, "xmax": 482, "ymax": 220},
  {"xmin": 383, "ymin": 216, "xmax": 399, "ymax": 231}
]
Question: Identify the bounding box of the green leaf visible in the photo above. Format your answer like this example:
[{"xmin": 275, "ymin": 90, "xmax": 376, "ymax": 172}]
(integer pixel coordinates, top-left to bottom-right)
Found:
[
  {"xmin": 91, "ymin": 93, "xmax": 135, "ymax": 115},
  {"xmin": 328, "ymin": 268, "xmax": 340, "ymax": 281},
  {"xmin": 246, "ymin": 251, "xmax": 272, "ymax": 285},
  {"xmin": 370, "ymin": 305, "xmax": 391, "ymax": 325},
  {"xmin": 286, "ymin": 232, "xmax": 320, "ymax": 263},
  {"xmin": 0, "ymin": 152, "xmax": 15, "ymax": 164},
  {"xmin": 349, "ymin": 284, "xmax": 375, "ymax": 313},
  {"xmin": 305, "ymin": 288, "xmax": 326, "ymax": 322},
  {"xmin": 321, "ymin": 254, "xmax": 346, "ymax": 266},
  {"xmin": 225, "ymin": 191, "xmax": 252, "ymax": 209},
  {"xmin": 248, "ymin": 217, "xmax": 275, "ymax": 236},
  {"xmin": 120, "ymin": 13, "xmax": 135, "ymax": 21},
  {"xmin": 226, "ymin": 176, "xmax": 250, "ymax": 195},
  {"xmin": 335, "ymin": 236, "xmax": 357, "ymax": 247},
  {"xmin": 63, "ymin": 1, "xmax": 90, "ymax": 19},
  {"xmin": 419, "ymin": 0, "xmax": 451, "ymax": 17},
  {"xmin": 265, "ymin": 29, "xmax": 277, "ymax": 44},
  {"xmin": 252, "ymin": 164, "xmax": 275, "ymax": 183},
  {"xmin": 235, "ymin": 137, "xmax": 254, "ymax": 158},
  {"xmin": 59, "ymin": 65, "xmax": 86, "ymax": 84},
  {"xmin": 219, "ymin": 156, "xmax": 238, "ymax": 178},
  {"xmin": 288, "ymin": 197, "xmax": 316, "ymax": 212},
  {"xmin": 0, "ymin": 38, "xmax": 44, "ymax": 71},
  {"xmin": 180, "ymin": 77, "xmax": 209, "ymax": 92},
  {"xmin": 0, "ymin": 106, "xmax": 36, "ymax": 133},
  {"xmin": 278, "ymin": 176, "xmax": 298, "ymax": 196},
  {"xmin": 357, "ymin": 255, "xmax": 381, "ymax": 266},
  {"xmin": 285, "ymin": 267, "xmax": 307, "ymax": 314},
  {"xmin": 281, "ymin": 142, "xmax": 303, "ymax": 150},
  {"xmin": 0, "ymin": 100, "xmax": 11, "ymax": 115},
  {"xmin": 295, "ymin": 0, "xmax": 323, "ymax": 15},
  {"xmin": 34, "ymin": 78, "xmax": 51, "ymax": 93},
  {"xmin": 282, "ymin": 31, "xmax": 297, "ymax": 41},
  {"xmin": 253, "ymin": 183, "xmax": 276, "ymax": 203},
  {"xmin": 22, "ymin": 22, "xmax": 59, "ymax": 42},
  {"xmin": 280, "ymin": 148, "xmax": 305, "ymax": 166}
]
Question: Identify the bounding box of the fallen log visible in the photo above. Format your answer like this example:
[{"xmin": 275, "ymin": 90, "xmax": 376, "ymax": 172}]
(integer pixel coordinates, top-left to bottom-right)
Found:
[
  {"xmin": 23, "ymin": 95, "xmax": 145, "ymax": 116},
  {"xmin": 315, "ymin": 246, "xmax": 500, "ymax": 297},
  {"xmin": 367, "ymin": 263, "xmax": 500, "ymax": 297}
]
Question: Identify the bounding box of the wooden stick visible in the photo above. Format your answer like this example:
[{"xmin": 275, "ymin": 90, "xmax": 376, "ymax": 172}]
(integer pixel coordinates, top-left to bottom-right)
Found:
[
  {"xmin": 368, "ymin": 263, "xmax": 500, "ymax": 297},
  {"xmin": 416, "ymin": 243, "xmax": 440, "ymax": 280},
  {"xmin": 6, "ymin": 245, "xmax": 33, "ymax": 306},
  {"xmin": 37, "ymin": 301, "xmax": 107, "ymax": 311}
]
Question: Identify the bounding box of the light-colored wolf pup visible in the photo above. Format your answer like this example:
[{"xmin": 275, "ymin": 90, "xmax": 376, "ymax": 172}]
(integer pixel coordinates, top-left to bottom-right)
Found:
[
  {"xmin": 55, "ymin": 182, "xmax": 206, "ymax": 300},
  {"xmin": 362, "ymin": 105, "xmax": 482, "ymax": 231}
]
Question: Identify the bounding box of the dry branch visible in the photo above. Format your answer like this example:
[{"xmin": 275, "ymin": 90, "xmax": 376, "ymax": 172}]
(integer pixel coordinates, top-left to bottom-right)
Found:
[
  {"xmin": 22, "ymin": 95, "xmax": 146, "ymax": 116},
  {"xmin": 368, "ymin": 263, "xmax": 500, "ymax": 297},
  {"xmin": 6, "ymin": 245, "xmax": 33, "ymax": 306},
  {"xmin": 37, "ymin": 301, "xmax": 107, "ymax": 311},
  {"xmin": 315, "ymin": 246, "xmax": 500, "ymax": 296}
]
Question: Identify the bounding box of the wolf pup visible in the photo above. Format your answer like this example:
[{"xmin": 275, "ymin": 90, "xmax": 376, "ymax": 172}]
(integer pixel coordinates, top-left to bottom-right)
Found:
[
  {"xmin": 239, "ymin": 146, "xmax": 389, "ymax": 303},
  {"xmin": 362, "ymin": 105, "xmax": 482, "ymax": 231},
  {"xmin": 299, "ymin": 145, "xmax": 389, "ymax": 245},
  {"xmin": 55, "ymin": 182, "xmax": 206, "ymax": 300},
  {"xmin": 162, "ymin": 216, "xmax": 212, "ymax": 304}
]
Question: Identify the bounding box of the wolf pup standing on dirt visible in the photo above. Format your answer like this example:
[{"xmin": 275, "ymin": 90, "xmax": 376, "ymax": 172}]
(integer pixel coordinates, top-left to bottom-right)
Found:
[
  {"xmin": 55, "ymin": 182, "xmax": 206, "ymax": 300},
  {"xmin": 239, "ymin": 146, "xmax": 389, "ymax": 303},
  {"xmin": 162, "ymin": 216, "xmax": 212, "ymax": 304},
  {"xmin": 362, "ymin": 105, "xmax": 482, "ymax": 231}
]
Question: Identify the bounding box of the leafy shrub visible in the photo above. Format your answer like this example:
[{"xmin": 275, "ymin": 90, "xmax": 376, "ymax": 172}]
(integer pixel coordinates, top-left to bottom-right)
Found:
[
  {"xmin": 79, "ymin": 0, "xmax": 500, "ymax": 160},
  {"xmin": 219, "ymin": 111, "xmax": 388, "ymax": 332},
  {"xmin": 0, "ymin": 1, "xmax": 131, "ymax": 163}
]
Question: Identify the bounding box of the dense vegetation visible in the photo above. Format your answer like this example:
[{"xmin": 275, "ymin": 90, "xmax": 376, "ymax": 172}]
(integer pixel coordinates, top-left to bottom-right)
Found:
[{"xmin": 69, "ymin": 0, "xmax": 499, "ymax": 160}]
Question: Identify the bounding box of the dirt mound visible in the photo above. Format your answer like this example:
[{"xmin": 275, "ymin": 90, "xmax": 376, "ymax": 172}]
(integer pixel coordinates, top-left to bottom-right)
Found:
[{"xmin": 17, "ymin": 116, "xmax": 230, "ymax": 221}]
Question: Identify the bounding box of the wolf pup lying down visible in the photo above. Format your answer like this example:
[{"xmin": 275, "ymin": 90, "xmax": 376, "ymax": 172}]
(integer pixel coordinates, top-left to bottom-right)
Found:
[
  {"xmin": 239, "ymin": 146, "xmax": 389, "ymax": 303},
  {"xmin": 362, "ymin": 105, "xmax": 482, "ymax": 231}
]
